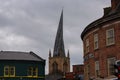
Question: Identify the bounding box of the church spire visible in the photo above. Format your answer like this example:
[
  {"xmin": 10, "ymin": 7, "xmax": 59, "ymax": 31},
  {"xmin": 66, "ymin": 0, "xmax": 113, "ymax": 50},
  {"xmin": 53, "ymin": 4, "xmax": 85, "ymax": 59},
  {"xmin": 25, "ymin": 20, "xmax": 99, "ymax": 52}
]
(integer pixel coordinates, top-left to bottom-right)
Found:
[{"xmin": 53, "ymin": 10, "xmax": 65, "ymax": 57}]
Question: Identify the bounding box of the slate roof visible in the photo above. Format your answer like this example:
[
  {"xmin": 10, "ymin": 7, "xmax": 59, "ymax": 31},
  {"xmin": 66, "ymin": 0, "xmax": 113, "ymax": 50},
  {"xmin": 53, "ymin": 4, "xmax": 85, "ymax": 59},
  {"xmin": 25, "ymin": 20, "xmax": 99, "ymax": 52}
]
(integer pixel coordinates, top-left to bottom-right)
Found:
[
  {"xmin": 81, "ymin": 1, "xmax": 120, "ymax": 40},
  {"xmin": 0, "ymin": 51, "xmax": 45, "ymax": 62}
]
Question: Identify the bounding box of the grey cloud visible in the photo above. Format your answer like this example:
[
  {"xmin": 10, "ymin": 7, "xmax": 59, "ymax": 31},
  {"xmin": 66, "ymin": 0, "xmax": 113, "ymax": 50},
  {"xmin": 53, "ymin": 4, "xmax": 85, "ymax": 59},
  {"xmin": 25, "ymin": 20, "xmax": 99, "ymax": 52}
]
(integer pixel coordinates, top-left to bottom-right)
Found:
[{"xmin": 0, "ymin": 0, "xmax": 111, "ymax": 74}]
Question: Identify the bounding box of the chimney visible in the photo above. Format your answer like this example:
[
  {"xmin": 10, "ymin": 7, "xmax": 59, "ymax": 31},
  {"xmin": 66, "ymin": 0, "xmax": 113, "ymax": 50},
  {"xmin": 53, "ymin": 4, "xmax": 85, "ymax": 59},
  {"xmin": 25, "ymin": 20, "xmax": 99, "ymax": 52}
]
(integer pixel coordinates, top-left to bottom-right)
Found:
[
  {"xmin": 103, "ymin": 7, "xmax": 111, "ymax": 16},
  {"xmin": 111, "ymin": 0, "xmax": 120, "ymax": 10}
]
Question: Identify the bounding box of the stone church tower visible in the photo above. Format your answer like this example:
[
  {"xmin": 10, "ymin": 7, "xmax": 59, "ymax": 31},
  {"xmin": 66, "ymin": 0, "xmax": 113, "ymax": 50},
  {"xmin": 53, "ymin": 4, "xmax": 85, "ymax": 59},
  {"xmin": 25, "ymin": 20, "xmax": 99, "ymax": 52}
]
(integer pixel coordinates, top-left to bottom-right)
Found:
[{"xmin": 49, "ymin": 10, "xmax": 70, "ymax": 75}]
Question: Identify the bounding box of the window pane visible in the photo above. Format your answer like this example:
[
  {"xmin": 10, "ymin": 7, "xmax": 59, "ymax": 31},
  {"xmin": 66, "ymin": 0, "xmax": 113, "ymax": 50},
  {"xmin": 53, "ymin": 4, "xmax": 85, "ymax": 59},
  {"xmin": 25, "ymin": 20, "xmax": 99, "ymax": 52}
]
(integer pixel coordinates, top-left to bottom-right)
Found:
[
  {"xmin": 5, "ymin": 69, "xmax": 9, "ymax": 75},
  {"xmin": 10, "ymin": 67, "xmax": 15, "ymax": 76},
  {"xmin": 95, "ymin": 61, "xmax": 100, "ymax": 77},
  {"xmin": 86, "ymin": 39, "xmax": 89, "ymax": 53},
  {"xmin": 94, "ymin": 34, "xmax": 98, "ymax": 49},
  {"xmin": 106, "ymin": 29, "xmax": 114, "ymax": 45},
  {"xmin": 108, "ymin": 58, "xmax": 116, "ymax": 75},
  {"xmin": 33, "ymin": 68, "xmax": 37, "ymax": 76},
  {"xmin": 28, "ymin": 67, "xmax": 33, "ymax": 76},
  {"xmin": 4, "ymin": 66, "xmax": 9, "ymax": 76}
]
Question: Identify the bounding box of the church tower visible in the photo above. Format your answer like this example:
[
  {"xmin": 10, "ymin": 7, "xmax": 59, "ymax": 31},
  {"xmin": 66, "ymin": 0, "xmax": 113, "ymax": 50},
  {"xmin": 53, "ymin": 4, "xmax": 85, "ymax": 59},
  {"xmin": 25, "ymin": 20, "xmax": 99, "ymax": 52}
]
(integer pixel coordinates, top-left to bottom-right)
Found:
[{"xmin": 49, "ymin": 10, "xmax": 70, "ymax": 75}]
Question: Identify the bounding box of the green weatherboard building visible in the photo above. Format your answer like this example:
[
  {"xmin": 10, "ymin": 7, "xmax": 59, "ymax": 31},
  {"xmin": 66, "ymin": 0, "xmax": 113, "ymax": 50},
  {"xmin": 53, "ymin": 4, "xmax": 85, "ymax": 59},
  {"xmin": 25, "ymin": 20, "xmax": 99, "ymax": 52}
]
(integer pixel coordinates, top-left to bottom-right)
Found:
[{"xmin": 0, "ymin": 51, "xmax": 45, "ymax": 80}]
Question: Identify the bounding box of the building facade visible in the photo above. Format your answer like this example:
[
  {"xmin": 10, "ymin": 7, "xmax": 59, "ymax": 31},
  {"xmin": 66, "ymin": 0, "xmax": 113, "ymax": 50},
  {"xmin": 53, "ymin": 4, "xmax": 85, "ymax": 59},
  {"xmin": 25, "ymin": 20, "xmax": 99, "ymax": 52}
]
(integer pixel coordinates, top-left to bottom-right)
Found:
[
  {"xmin": 0, "ymin": 51, "xmax": 45, "ymax": 80},
  {"xmin": 65, "ymin": 72, "xmax": 74, "ymax": 80},
  {"xmin": 64, "ymin": 64, "xmax": 84, "ymax": 80},
  {"xmin": 81, "ymin": 0, "xmax": 120, "ymax": 80},
  {"xmin": 73, "ymin": 64, "xmax": 84, "ymax": 76},
  {"xmin": 48, "ymin": 10, "xmax": 70, "ymax": 78}
]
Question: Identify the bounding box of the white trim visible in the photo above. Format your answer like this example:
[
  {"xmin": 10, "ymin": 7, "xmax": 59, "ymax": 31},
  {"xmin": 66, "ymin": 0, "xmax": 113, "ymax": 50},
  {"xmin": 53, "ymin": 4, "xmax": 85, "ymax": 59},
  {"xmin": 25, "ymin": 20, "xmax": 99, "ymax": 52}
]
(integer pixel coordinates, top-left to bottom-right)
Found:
[
  {"xmin": 107, "ymin": 57, "xmax": 116, "ymax": 76},
  {"xmin": 95, "ymin": 61, "xmax": 100, "ymax": 77},
  {"xmin": 85, "ymin": 39, "xmax": 89, "ymax": 54},
  {"xmin": 103, "ymin": 21, "xmax": 120, "ymax": 28},
  {"xmin": 106, "ymin": 28, "xmax": 115, "ymax": 46},
  {"xmin": 94, "ymin": 33, "xmax": 99, "ymax": 50},
  {"xmin": 83, "ymin": 28, "xmax": 99, "ymax": 40}
]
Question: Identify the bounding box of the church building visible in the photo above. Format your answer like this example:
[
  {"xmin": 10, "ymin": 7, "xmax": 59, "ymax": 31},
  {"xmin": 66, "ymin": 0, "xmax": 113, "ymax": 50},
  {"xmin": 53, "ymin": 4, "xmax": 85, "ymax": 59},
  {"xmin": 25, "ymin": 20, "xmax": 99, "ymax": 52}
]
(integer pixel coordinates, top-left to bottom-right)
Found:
[{"xmin": 49, "ymin": 10, "xmax": 70, "ymax": 77}]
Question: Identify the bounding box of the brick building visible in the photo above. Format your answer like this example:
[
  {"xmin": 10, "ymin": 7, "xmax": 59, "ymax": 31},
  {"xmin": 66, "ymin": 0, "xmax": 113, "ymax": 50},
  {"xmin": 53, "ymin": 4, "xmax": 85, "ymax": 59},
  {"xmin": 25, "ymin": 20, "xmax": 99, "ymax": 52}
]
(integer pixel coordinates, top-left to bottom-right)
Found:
[
  {"xmin": 65, "ymin": 72, "xmax": 74, "ymax": 80},
  {"xmin": 64, "ymin": 64, "xmax": 84, "ymax": 80},
  {"xmin": 73, "ymin": 65, "xmax": 84, "ymax": 76},
  {"xmin": 81, "ymin": 0, "xmax": 120, "ymax": 80},
  {"xmin": 73, "ymin": 64, "xmax": 84, "ymax": 80}
]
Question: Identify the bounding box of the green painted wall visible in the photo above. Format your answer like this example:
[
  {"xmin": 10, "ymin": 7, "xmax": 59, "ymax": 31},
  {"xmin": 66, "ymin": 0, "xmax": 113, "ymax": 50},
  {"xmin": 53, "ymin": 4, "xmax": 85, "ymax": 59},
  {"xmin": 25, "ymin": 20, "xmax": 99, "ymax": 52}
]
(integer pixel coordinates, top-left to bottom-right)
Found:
[{"xmin": 0, "ymin": 60, "xmax": 45, "ymax": 80}]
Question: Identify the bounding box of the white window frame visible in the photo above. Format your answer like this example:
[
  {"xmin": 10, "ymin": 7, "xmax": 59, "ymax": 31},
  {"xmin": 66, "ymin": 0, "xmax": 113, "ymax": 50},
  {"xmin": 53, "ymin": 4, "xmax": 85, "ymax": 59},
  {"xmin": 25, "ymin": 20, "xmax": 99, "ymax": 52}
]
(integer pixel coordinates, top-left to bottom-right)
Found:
[
  {"xmin": 86, "ymin": 39, "xmax": 89, "ymax": 53},
  {"xmin": 4, "ymin": 66, "xmax": 15, "ymax": 77},
  {"xmin": 28, "ymin": 67, "xmax": 38, "ymax": 77},
  {"xmin": 106, "ymin": 28, "xmax": 115, "ymax": 46},
  {"xmin": 9, "ymin": 66, "xmax": 15, "ymax": 77},
  {"xmin": 4, "ymin": 66, "xmax": 9, "ymax": 77},
  {"xmin": 95, "ymin": 61, "xmax": 100, "ymax": 77},
  {"xmin": 107, "ymin": 57, "xmax": 116, "ymax": 76},
  {"xmin": 94, "ymin": 33, "xmax": 98, "ymax": 50}
]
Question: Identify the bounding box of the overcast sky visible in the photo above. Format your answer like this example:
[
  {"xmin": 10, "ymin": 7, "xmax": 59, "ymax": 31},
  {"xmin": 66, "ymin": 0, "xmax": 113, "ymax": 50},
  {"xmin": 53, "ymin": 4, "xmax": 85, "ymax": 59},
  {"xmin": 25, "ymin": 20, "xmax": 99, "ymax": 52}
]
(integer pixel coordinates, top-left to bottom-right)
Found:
[{"xmin": 0, "ymin": 0, "xmax": 111, "ymax": 74}]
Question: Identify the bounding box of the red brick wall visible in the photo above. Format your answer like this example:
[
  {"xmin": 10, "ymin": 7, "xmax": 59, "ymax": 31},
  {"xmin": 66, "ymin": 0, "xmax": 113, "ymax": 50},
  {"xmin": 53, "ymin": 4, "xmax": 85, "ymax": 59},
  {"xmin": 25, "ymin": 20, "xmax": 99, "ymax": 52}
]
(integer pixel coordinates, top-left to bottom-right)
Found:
[
  {"xmin": 65, "ymin": 72, "xmax": 74, "ymax": 79},
  {"xmin": 83, "ymin": 21, "xmax": 120, "ymax": 80},
  {"xmin": 111, "ymin": 0, "xmax": 120, "ymax": 10},
  {"xmin": 73, "ymin": 65, "xmax": 84, "ymax": 75}
]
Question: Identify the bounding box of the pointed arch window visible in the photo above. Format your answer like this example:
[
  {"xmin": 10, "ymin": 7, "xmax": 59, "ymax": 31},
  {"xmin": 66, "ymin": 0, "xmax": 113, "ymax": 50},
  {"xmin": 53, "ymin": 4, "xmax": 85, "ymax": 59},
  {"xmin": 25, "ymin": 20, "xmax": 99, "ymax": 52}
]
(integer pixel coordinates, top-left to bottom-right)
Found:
[
  {"xmin": 52, "ymin": 62, "xmax": 58, "ymax": 73},
  {"xmin": 63, "ymin": 62, "xmax": 68, "ymax": 72}
]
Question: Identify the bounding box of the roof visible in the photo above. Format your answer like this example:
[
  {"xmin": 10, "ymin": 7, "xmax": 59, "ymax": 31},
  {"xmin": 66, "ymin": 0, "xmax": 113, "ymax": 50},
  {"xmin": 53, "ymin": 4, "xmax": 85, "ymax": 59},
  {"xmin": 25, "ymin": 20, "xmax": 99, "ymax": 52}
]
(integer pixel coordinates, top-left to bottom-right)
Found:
[
  {"xmin": 53, "ymin": 10, "xmax": 66, "ymax": 57},
  {"xmin": 81, "ymin": 1, "xmax": 120, "ymax": 40},
  {"xmin": 0, "ymin": 51, "xmax": 45, "ymax": 62}
]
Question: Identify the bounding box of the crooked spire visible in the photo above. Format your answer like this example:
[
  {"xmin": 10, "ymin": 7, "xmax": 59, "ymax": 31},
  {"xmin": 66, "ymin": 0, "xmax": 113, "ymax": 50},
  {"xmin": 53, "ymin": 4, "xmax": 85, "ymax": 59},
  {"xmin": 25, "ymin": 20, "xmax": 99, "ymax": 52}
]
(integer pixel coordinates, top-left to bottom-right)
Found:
[{"xmin": 53, "ymin": 10, "xmax": 65, "ymax": 57}]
